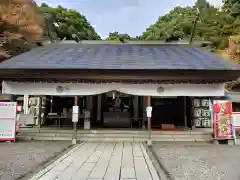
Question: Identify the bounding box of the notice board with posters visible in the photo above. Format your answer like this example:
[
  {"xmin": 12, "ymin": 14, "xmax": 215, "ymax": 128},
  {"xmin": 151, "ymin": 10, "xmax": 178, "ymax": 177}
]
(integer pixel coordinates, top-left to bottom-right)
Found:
[
  {"xmin": 0, "ymin": 102, "xmax": 17, "ymax": 141},
  {"xmin": 213, "ymin": 100, "xmax": 233, "ymax": 140}
]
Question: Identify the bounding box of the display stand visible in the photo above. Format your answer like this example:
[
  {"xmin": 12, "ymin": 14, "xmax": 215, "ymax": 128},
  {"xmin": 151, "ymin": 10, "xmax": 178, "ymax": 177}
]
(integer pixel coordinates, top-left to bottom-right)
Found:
[
  {"xmin": 0, "ymin": 102, "xmax": 17, "ymax": 142},
  {"xmin": 213, "ymin": 100, "xmax": 234, "ymax": 145},
  {"xmin": 192, "ymin": 98, "xmax": 212, "ymax": 128}
]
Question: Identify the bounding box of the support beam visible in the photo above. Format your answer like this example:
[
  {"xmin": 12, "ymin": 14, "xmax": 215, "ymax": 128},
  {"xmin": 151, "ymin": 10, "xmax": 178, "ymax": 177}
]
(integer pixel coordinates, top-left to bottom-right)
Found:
[
  {"xmin": 142, "ymin": 96, "xmax": 147, "ymax": 129},
  {"xmin": 190, "ymin": 97, "xmax": 195, "ymax": 130},
  {"xmin": 134, "ymin": 96, "xmax": 138, "ymax": 120},
  {"xmin": 72, "ymin": 96, "xmax": 78, "ymax": 145},
  {"xmin": 23, "ymin": 95, "xmax": 29, "ymax": 114},
  {"xmin": 37, "ymin": 97, "xmax": 42, "ymax": 128},
  {"xmin": 147, "ymin": 96, "xmax": 152, "ymax": 146},
  {"xmin": 50, "ymin": 96, "xmax": 53, "ymax": 113},
  {"xmin": 87, "ymin": 96, "xmax": 92, "ymax": 113},
  {"xmin": 184, "ymin": 96, "xmax": 187, "ymax": 129},
  {"xmin": 97, "ymin": 94, "xmax": 101, "ymax": 121}
]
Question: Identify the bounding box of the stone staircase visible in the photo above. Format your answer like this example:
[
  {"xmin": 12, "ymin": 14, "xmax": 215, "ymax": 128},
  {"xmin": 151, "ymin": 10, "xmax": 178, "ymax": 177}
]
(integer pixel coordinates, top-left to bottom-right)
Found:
[{"xmin": 16, "ymin": 128, "xmax": 213, "ymax": 142}]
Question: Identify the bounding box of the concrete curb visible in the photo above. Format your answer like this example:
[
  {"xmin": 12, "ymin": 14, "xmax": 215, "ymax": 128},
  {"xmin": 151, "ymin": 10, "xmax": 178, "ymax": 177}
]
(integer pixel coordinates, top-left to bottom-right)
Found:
[
  {"xmin": 144, "ymin": 143, "xmax": 175, "ymax": 180},
  {"xmin": 141, "ymin": 143, "xmax": 160, "ymax": 180}
]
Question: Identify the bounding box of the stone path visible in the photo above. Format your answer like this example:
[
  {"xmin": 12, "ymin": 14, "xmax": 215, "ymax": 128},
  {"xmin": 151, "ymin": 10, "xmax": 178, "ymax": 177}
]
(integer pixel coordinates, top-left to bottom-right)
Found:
[{"xmin": 29, "ymin": 142, "xmax": 159, "ymax": 180}]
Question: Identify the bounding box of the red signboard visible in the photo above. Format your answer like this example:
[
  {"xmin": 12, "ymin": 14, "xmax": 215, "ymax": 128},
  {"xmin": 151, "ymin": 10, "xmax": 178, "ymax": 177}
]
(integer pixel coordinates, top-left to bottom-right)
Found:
[{"xmin": 213, "ymin": 100, "xmax": 233, "ymax": 140}]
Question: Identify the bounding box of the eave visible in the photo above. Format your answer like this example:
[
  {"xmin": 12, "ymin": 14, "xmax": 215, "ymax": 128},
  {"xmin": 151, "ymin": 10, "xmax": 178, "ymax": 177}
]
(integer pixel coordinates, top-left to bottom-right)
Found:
[{"xmin": 0, "ymin": 69, "xmax": 238, "ymax": 84}]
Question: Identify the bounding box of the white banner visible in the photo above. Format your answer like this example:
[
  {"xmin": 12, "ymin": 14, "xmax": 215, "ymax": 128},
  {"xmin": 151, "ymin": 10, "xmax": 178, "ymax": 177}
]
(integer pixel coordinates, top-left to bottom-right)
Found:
[
  {"xmin": 2, "ymin": 81, "xmax": 225, "ymax": 97},
  {"xmin": 0, "ymin": 102, "xmax": 17, "ymax": 141}
]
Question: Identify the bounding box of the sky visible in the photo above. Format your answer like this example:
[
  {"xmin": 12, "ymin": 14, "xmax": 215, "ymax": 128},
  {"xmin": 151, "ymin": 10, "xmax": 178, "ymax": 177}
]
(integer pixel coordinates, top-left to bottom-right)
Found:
[{"xmin": 35, "ymin": 0, "xmax": 222, "ymax": 38}]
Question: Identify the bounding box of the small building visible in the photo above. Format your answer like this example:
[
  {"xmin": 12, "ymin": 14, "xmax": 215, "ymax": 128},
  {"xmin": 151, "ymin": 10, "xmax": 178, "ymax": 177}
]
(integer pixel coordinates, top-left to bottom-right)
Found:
[{"xmin": 0, "ymin": 41, "xmax": 239, "ymax": 131}]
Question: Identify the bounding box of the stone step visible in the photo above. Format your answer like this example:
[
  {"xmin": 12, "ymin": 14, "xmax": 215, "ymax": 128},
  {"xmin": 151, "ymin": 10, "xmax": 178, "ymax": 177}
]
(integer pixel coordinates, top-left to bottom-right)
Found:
[
  {"xmin": 16, "ymin": 134, "xmax": 212, "ymax": 142},
  {"xmin": 17, "ymin": 132, "xmax": 212, "ymax": 139},
  {"xmin": 18, "ymin": 128, "xmax": 212, "ymax": 135},
  {"xmin": 17, "ymin": 129, "xmax": 213, "ymax": 142}
]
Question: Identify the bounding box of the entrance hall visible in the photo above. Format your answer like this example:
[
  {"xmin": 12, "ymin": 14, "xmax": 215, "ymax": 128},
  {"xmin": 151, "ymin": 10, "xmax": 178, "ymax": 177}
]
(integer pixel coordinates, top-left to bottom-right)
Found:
[
  {"xmin": 1, "ymin": 41, "xmax": 238, "ymax": 140},
  {"xmin": 17, "ymin": 92, "xmax": 195, "ymax": 130}
]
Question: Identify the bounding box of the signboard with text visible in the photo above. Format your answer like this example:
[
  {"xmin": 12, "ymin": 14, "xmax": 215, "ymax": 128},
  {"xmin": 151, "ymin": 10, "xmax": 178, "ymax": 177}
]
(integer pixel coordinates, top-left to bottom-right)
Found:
[
  {"xmin": 213, "ymin": 100, "xmax": 233, "ymax": 140},
  {"xmin": 0, "ymin": 102, "xmax": 17, "ymax": 141}
]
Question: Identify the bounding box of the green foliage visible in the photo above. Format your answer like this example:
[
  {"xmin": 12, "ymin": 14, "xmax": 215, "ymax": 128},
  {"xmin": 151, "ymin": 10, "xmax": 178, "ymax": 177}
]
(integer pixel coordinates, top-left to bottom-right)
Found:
[
  {"xmin": 140, "ymin": 0, "xmax": 240, "ymax": 50},
  {"xmin": 38, "ymin": 4, "xmax": 101, "ymax": 40},
  {"xmin": 105, "ymin": 31, "xmax": 141, "ymax": 42},
  {"xmin": 106, "ymin": 31, "xmax": 137, "ymax": 41}
]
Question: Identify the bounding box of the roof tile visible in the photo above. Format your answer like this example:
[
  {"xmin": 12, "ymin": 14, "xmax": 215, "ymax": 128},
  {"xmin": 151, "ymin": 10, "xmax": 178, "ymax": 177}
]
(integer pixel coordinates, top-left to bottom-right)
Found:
[{"xmin": 0, "ymin": 43, "xmax": 238, "ymax": 70}]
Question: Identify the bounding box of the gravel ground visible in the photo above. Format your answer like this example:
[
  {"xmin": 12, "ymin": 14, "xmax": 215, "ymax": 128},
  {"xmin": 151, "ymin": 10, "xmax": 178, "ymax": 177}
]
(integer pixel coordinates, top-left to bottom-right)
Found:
[
  {"xmin": 152, "ymin": 142, "xmax": 240, "ymax": 180},
  {"xmin": 0, "ymin": 141, "xmax": 72, "ymax": 180}
]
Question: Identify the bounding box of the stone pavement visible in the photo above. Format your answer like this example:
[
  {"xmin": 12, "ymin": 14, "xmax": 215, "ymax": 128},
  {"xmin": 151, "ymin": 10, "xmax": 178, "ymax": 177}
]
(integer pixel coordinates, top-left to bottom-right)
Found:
[{"xmin": 29, "ymin": 142, "xmax": 159, "ymax": 180}]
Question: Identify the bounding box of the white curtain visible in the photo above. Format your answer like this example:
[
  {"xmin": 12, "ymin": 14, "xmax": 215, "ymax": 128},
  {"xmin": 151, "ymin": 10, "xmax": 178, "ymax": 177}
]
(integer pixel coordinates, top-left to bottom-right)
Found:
[{"xmin": 2, "ymin": 81, "xmax": 225, "ymax": 97}]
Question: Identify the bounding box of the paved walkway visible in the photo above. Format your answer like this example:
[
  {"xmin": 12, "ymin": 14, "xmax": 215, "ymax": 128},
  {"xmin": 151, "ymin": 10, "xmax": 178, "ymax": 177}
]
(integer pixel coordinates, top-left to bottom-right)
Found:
[{"xmin": 29, "ymin": 142, "xmax": 159, "ymax": 180}]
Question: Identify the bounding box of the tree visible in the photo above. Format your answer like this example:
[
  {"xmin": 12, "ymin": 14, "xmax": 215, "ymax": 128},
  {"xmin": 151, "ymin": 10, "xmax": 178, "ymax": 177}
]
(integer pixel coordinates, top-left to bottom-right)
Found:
[
  {"xmin": 222, "ymin": 0, "xmax": 240, "ymax": 34},
  {"xmin": 222, "ymin": 0, "xmax": 240, "ymax": 16},
  {"xmin": 195, "ymin": 0, "xmax": 211, "ymax": 10},
  {"xmin": 38, "ymin": 4, "xmax": 101, "ymax": 40},
  {"xmin": 0, "ymin": 0, "xmax": 45, "ymax": 61},
  {"xmin": 106, "ymin": 32, "xmax": 132, "ymax": 42},
  {"xmin": 140, "ymin": 6, "xmax": 197, "ymax": 41},
  {"xmin": 140, "ymin": 0, "xmax": 239, "ymax": 50}
]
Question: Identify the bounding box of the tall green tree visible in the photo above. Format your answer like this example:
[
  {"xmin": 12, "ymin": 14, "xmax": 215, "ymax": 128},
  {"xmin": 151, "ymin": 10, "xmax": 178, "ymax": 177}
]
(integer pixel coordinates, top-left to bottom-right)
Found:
[
  {"xmin": 222, "ymin": 0, "xmax": 240, "ymax": 33},
  {"xmin": 106, "ymin": 32, "xmax": 135, "ymax": 42},
  {"xmin": 140, "ymin": 0, "xmax": 239, "ymax": 50},
  {"xmin": 38, "ymin": 4, "xmax": 101, "ymax": 41},
  {"xmin": 223, "ymin": 0, "xmax": 240, "ymax": 16},
  {"xmin": 195, "ymin": 0, "xmax": 211, "ymax": 10}
]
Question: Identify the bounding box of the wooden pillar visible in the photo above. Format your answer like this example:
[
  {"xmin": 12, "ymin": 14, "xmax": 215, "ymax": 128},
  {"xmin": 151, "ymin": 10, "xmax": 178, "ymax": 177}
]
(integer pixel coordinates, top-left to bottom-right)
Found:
[
  {"xmin": 50, "ymin": 96, "xmax": 53, "ymax": 113},
  {"xmin": 23, "ymin": 95, "xmax": 29, "ymax": 114},
  {"xmin": 184, "ymin": 96, "xmax": 187, "ymax": 129},
  {"xmin": 97, "ymin": 95, "xmax": 101, "ymax": 121},
  {"xmin": 72, "ymin": 96, "xmax": 78, "ymax": 145},
  {"xmin": 142, "ymin": 96, "xmax": 147, "ymax": 129},
  {"xmin": 190, "ymin": 97, "xmax": 195, "ymax": 130},
  {"xmin": 74, "ymin": 96, "xmax": 78, "ymax": 106},
  {"xmin": 134, "ymin": 96, "xmax": 139, "ymax": 121},
  {"xmin": 147, "ymin": 96, "xmax": 152, "ymax": 145},
  {"xmin": 37, "ymin": 97, "xmax": 42, "ymax": 127},
  {"xmin": 87, "ymin": 96, "xmax": 92, "ymax": 112}
]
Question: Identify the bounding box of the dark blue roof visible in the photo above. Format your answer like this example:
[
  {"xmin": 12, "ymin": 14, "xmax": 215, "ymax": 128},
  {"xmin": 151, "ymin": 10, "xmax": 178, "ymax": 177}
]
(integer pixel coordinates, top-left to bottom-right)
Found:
[{"xmin": 0, "ymin": 42, "xmax": 238, "ymax": 70}]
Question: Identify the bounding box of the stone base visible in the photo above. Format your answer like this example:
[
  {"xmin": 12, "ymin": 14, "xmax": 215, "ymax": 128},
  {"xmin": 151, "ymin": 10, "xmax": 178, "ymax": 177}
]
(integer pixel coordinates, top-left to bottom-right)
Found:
[
  {"xmin": 228, "ymin": 140, "xmax": 234, "ymax": 146},
  {"xmin": 147, "ymin": 140, "xmax": 152, "ymax": 146},
  {"xmin": 213, "ymin": 139, "xmax": 235, "ymax": 145},
  {"xmin": 72, "ymin": 139, "xmax": 77, "ymax": 145},
  {"xmin": 213, "ymin": 139, "xmax": 219, "ymax": 144}
]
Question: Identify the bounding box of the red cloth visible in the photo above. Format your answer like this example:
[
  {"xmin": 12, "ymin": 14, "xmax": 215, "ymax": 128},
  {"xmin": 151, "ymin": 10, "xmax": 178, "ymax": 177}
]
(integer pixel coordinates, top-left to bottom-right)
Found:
[
  {"xmin": 214, "ymin": 104, "xmax": 220, "ymax": 113},
  {"xmin": 225, "ymin": 101, "xmax": 232, "ymax": 114},
  {"xmin": 16, "ymin": 104, "xmax": 18, "ymax": 112}
]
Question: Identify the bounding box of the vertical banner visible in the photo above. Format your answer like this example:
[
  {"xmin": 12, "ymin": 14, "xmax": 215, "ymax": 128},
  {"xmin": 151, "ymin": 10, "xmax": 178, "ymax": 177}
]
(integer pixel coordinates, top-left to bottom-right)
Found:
[
  {"xmin": 0, "ymin": 102, "xmax": 17, "ymax": 141},
  {"xmin": 213, "ymin": 100, "xmax": 233, "ymax": 140}
]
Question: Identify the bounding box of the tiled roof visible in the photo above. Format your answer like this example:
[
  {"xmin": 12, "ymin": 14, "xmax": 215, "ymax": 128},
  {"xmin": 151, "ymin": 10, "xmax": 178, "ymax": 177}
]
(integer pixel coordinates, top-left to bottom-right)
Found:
[{"xmin": 0, "ymin": 42, "xmax": 238, "ymax": 70}]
